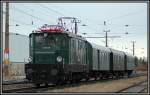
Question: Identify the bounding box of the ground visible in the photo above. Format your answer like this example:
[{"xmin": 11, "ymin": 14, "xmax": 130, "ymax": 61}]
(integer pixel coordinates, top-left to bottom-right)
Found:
[{"xmin": 44, "ymin": 75, "xmax": 147, "ymax": 93}]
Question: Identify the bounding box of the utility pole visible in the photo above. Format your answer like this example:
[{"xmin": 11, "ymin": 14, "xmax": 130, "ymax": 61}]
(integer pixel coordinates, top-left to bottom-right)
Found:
[
  {"xmin": 5, "ymin": 2, "xmax": 9, "ymax": 53},
  {"xmin": 4, "ymin": 2, "xmax": 10, "ymax": 78},
  {"xmin": 103, "ymin": 21, "xmax": 110, "ymax": 47},
  {"xmin": 131, "ymin": 41, "xmax": 136, "ymax": 55},
  {"xmin": 82, "ymin": 21, "xmax": 120, "ymax": 48}
]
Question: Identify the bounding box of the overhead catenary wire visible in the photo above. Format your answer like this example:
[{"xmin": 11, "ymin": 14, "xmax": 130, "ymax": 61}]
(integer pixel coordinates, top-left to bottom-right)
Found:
[
  {"xmin": 35, "ymin": 3, "xmax": 143, "ymax": 40},
  {"xmin": 48, "ymin": 6, "xmax": 126, "ymax": 46},
  {"xmin": 7, "ymin": 4, "xmax": 57, "ymax": 26},
  {"xmin": 38, "ymin": 3, "xmax": 65, "ymax": 17},
  {"xmin": 106, "ymin": 8, "xmax": 146, "ymax": 22},
  {"xmin": 11, "ymin": 6, "xmax": 50, "ymax": 24},
  {"xmin": 7, "ymin": 4, "xmax": 146, "ymax": 39},
  {"xmin": 8, "ymin": 4, "xmax": 146, "ymax": 31},
  {"xmin": 10, "ymin": 19, "xmax": 39, "ymax": 28},
  {"xmin": 3, "ymin": 11, "xmax": 39, "ymax": 28},
  {"xmin": 53, "ymin": 4, "xmax": 145, "ymax": 26},
  {"xmin": 49, "ymin": 4, "xmax": 105, "ymax": 26},
  {"xmin": 48, "ymin": 5, "xmax": 146, "ymax": 34},
  {"xmin": 18, "ymin": 3, "xmax": 145, "ymax": 37},
  {"xmin": 25, "ymin": 4, "xmax": 57, "ymax": 24}
]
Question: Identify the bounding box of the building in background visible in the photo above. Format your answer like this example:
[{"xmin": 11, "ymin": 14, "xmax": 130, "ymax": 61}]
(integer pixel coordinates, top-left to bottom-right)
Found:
[
  {"xmin": 3, "ymin": 32, "xmax": 29, "ymax": 81},
  {"xmin": 3, "ymin": 32, "xmax": 29, "ymax": 63}
]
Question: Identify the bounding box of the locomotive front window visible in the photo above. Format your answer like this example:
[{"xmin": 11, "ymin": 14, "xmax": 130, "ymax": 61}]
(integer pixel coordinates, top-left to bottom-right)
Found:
[
  {"xmin": 35, "ymin": 35, "xmax": 44, "ymax": 44},
  {"xmin": 34, "ymin": 34, "xmax": 66, "ymax": 48}
]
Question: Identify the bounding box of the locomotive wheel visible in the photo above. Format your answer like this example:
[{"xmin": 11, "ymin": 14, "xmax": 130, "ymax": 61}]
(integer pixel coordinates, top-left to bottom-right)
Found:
[
  {"xmin": 75, "ymin": 77, "xmax": 81, "ymax": 83},
  {"xmin": 71, "ymin": 74, "xmax": 80, "ymax": 83},
  {"xmin": 124, "ymin": 72, "xmax": 128, "ymax": 78},
  {"xmin": 94, "ymin": 77, "xmax": 97, "ymax": 81},
  {"xmin": 85, "ymin": 76, "xmax": 90, "ymax": 81},
  {"xmin": 128, "ymin": 70, "xmax": 133, "ymax": 77},
  {"xmin": 115, "ymin": 73, "xmax": 119, "ymax": 79},
  {"xmin": 35, "ymin": 83, "xmax": 40, "ymax": 88},
  {"xmin": 45, "ymin": 83, "xmax": 49, "ymax": 87},
  {"xmin": 56, "ymin": 76, "xmax": 65, "ymax": 85}
]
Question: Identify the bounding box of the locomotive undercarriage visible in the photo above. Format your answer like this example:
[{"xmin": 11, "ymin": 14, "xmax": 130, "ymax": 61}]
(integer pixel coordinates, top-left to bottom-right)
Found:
[
  {"xmin": 25, "ymin": 64, "xmax": 133, "ymax": 87},
  {"xmin": 88, "ymin": 70, "xmax": 132, "ymax": 80},
  {"xmin": 25, "ymin": 63, "xmax": 89, "ymax": 86}
]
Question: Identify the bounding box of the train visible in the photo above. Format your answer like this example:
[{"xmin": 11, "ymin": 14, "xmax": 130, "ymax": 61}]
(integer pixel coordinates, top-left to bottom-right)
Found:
[{"xmin": 25, "ymin": 24, "xmax": 139, "ymax": 87}]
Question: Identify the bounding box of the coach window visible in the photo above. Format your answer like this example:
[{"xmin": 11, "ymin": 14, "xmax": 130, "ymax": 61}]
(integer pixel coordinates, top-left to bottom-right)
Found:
[
  {"xmin": 118, "ymin": 55, "xmax": 119, "ymax": 64},
  {"xmin": 105, "ymin": 53, "xmax": 107, "ymax": 62},
  {"xmin": 116, "ymin": 55, "xmax": 118, "ymax": 64},
  {"xmin": 118, "ymin": 55, "xmax": 119, "ymax": 63},
  {"xmin": 106, "ymin": 53, "xmax": 108, "ymax": 61},
  {"xmin": 106, "ymin": 53, "xmax": 107, "ymax": 61},
  {"xmin": 99, "ymin": 51, "xmax": 101, "ymax": 63},
  {"xmin": 120, "ymin": 56, "xmax": 122, "ymax": 63},
  {"xmin": 115, "ymin": 55, "xmax": 117, "ymax": 64},
  {"xmin": 72, "ymin": 39, "xmax": 75, "ymax": 48},
  {"xmin": 104, "ymin": 52, "xmax": 105, "ymax": 61},
  {"xmin": 119, "ymin": 56, "xmax": 121, "ymax": 63},
  {"xmin": 105, "ymin": 53, "xmax": 107, "ymax": 61},
  {"xmin": 78, "ymin": 40, "xmax": 81, "ymax": 50},
  {"xmin": 102, "ymin": 52, "xmax": 104, "ymax": 60},
  {"xmin": 121, "ymin": 56, "xmax": 123, "ymax": 63},
  {"xmin": 103, "ymin": 52, "xmax": 105, "ymax": 61},
  {"xmin": 114, "ymin": 55, "xmax": 115, "ymax": 63},
  {"xmin": 104, "ymin": 53, "xmax": 105, "ymax": 61},
  {"xmin": 118, "ymin": 55, "xmax": 119, "ymax": 62},
  {"xmin": 119, "ymin": 56, "xmax": 121, "ymax": 64}
]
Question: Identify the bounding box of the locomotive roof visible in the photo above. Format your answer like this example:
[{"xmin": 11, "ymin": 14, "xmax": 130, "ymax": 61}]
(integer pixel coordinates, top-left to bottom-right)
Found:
[
  {"xmin": 90, "ymin": 43, "xmax": 111, "ymax": 52},
  {"xmin": 31, "ymin": 31, "xmax": 87, "ymax": 41}
]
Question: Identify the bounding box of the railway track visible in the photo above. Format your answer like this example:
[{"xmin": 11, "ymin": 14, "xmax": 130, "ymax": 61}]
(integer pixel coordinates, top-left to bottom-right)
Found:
[
  {"xmin": 3, "ymin": 79, "xmax": 29, "ymax": 85},
  {"xmin": 116, "ymin": 80, "xmax": 147, "ymax": 93},
  {"xmin": 2, "ymin": 79, "xmax": 111, "ymax": 93},
  {"xmin": 2, "ymin": 73, "xmax": 147, "ymax": 93}
]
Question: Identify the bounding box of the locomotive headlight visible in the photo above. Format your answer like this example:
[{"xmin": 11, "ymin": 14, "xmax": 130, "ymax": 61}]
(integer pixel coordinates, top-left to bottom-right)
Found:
[
  {"xmin": 56, "ymin": 56, "xmax": 62, "ymax": 62},
  {"xmin": 28, "ymin": 56, "xmax": 32, "ymax": 62}
]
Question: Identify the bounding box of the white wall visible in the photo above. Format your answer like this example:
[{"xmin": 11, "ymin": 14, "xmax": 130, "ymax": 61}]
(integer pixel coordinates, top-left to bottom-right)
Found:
[{"xmin": 3, "ymin": 32, "xmax": 29, "ymax": 63}]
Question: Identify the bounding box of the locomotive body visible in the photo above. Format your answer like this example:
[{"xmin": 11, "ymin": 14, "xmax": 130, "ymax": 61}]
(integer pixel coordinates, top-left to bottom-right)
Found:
[{"xmin": 25, "ymin": 32, "xmax": 89, "ymax": 85}]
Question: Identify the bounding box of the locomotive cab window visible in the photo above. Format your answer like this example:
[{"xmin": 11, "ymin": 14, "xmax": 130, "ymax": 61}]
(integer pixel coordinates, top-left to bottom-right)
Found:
[{"xmin": 34, "ymin": 33, "xmax": 66, "ymax": 48}]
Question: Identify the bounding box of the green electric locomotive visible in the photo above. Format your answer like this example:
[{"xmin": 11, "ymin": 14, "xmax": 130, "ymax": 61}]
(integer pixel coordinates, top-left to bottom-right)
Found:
[{"xmin": 25, "ymin": 25, "xmax": 92, "ymax": 86}]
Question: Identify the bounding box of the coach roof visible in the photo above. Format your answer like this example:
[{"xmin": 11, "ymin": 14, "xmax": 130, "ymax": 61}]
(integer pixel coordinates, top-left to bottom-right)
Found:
[
  {"xmin": 109, "ymin": 48, "xmax": 125, "ymax": 55},
  {"xmin": 90, "ymin": 43, "xmax": 111, "ymax": 52}
]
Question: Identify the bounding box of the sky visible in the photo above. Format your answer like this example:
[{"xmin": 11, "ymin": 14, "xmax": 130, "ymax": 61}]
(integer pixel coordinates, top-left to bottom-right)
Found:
[{"xmin": 2, "ymin": 3, "xmax": 148, "ymax": 58}]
